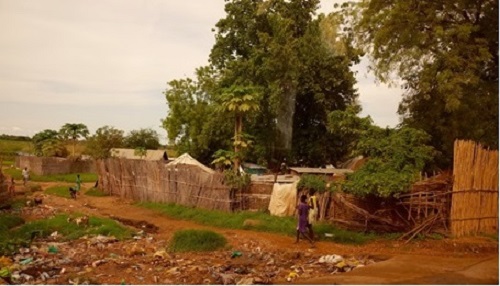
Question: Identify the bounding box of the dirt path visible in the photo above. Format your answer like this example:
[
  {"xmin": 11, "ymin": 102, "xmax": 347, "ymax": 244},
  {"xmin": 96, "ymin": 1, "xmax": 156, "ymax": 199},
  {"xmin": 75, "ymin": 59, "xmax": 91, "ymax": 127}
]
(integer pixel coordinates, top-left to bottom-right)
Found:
[{"xmin": 15, "ymin": 182, "xmax": 500, "ymax": 284}]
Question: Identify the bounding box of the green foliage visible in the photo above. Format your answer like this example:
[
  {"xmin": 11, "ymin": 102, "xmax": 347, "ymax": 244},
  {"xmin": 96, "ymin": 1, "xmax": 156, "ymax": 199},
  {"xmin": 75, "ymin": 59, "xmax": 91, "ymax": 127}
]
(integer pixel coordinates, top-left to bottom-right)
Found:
[
  {"xmin": 85, "ymin": 126, "xmax": 124, "ymax": 159},
  {"xmin": 85, "ymin": 188, "xmax": 108, "ymax": 197},
  {"xmin": 223, "ymin": 170, "xmax": 251, "ymax": 190},
  {"xmin": 45, "ymin": 185, "xmax": 74, "ymax": 199},
  {"xmin": 169, "ymin": 229, "xmax": 227, "ymax": 252},
  {"xmin": 164, "ymin": 0, "xmax": 359, "ymax": 166},
  {"xmin": 14, "ymin": 214, "xmax": 133, "ymax": 241},
  {"xmin": 59, "ymin": 123, "xmax": 89, "ymax": 157},
  {"xmin": 124, "ymin": 128, "xmax": 160, "ymax": 150},
  {"xmin": 32, "ymin": 129, "xmax": 63, "ymax": 157},
  {"xmin": 211, "ymin": 149, "xmax": 234, "ymax": 170},
  {"xmin": 0, "ymin": 213, "xmax": 133, "ymax": 255},
  {"xmin": 137, "ymin": 202, "xmax": 382, "ymax": 244},
  {"xmin": 2, "ymin": 168, "xmax": 97, "ymax": 183},
  {"xmin": 343, "ymin": 127, "xmax": 435, "ymax": 197},
  {"xmin": 0, "ymin": 139, "xmax": 32, "ymax": 161},
  {"xmin": 297, "ymin": 174, "xmax": 327, "ymax": 193},
  {"xmin": 0, "ymin": 214, "xmax": 25, "ymax": 231},
  {"xmin": 342, "ymin": 0, "xmax": 498, "ymax": 168}
]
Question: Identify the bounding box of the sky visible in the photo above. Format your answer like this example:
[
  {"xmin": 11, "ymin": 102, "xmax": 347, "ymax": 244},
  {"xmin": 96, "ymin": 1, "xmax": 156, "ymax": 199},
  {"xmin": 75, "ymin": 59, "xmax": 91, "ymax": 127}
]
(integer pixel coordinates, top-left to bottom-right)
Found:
[{"xmin": 0, "ymin": 0, "xmax": 403, "ymax": 144}]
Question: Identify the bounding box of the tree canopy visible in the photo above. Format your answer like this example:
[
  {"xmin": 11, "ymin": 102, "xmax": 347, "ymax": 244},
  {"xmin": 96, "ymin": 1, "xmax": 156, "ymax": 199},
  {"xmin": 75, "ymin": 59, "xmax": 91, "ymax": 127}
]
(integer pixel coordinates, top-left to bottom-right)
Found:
[
  {"xmin": 342, "ymin": 0, "xmax": 498, "ymax": 167},
  {"xmin": 164, "ymin": 0, "xmax": 360, "ymax": 167},
  {"xmin": 124, "ymin": 128, "xmax": 161, "ymax": 150},
  {"xmin": 85, "ymin": 126, "xmax": 124, "ymax": 159}
]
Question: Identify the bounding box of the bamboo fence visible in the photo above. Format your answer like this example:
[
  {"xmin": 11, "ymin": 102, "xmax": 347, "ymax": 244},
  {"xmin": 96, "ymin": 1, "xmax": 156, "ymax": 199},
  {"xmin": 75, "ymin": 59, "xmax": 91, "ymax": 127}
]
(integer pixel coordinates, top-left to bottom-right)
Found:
[
  {"xmin": 95, "ymin": 158, "xmax": 235, "ymax": 212},
  {"xmin": 450, "ymin": 140, "xmax": 499, "ymax": 237}
]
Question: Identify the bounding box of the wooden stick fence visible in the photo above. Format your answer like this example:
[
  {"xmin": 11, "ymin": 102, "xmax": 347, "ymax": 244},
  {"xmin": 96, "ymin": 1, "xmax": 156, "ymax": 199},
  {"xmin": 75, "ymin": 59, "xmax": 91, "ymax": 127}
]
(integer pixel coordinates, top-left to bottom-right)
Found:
[
  {"xmin": 450, "ymin": 140, "xmax": 499, "ymax": 237},
  {"xmin": 95, "ymin": 158, "xmax": 235, "ymax": 212}
]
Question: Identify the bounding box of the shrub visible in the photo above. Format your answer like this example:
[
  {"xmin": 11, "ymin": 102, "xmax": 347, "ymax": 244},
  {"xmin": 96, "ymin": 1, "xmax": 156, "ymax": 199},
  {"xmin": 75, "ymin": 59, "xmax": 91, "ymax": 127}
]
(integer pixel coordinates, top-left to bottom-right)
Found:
[{"xmin": 169, "ymin": 229, "xmax": 227, "ymax": 252}]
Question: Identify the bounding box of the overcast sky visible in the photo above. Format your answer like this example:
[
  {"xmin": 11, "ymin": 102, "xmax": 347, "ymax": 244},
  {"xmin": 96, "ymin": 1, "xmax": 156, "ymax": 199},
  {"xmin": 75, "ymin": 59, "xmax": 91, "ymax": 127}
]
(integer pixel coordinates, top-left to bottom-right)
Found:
[{"xmin": 0, "ymin": 0, "xmax": 403, "ymax": 144}]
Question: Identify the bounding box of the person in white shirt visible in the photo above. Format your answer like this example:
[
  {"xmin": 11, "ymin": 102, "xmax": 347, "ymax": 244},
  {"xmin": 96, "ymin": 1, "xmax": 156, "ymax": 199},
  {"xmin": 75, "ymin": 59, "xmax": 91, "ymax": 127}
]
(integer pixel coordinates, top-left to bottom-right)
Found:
[{"xmin": 22, "ymin": 167, "xmax": 29, "ymax": 186}]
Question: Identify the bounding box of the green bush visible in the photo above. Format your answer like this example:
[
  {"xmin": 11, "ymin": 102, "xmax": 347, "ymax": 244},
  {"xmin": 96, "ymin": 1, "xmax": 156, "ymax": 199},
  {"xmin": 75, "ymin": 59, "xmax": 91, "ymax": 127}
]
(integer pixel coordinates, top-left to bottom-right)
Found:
[
  {"xmin": 297, "ymin": 174, "xmax": 327, "ymax": 193},
  {"xmin": 169, "ymin": 229, "xmax": 227, "ymax": 252}
]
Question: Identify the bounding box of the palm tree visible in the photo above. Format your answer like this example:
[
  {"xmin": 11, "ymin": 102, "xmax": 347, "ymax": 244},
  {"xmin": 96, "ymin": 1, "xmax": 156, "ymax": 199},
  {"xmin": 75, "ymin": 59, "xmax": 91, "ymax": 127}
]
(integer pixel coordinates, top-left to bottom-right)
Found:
[
  {"xmin": 59, "ymin": 123, "xmax": 89, "ymax": 157},
  {"xmin": 220, "ymin": 85, "xmax": 260, "ymax": 172}
]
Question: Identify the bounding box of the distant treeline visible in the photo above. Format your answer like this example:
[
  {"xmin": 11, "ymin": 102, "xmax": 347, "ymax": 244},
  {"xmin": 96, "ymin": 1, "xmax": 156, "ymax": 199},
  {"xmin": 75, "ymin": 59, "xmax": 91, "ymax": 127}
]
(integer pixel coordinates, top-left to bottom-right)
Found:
[{"xmin": 0, "ymin": 134, "xmax": 31, "ymax": 141}]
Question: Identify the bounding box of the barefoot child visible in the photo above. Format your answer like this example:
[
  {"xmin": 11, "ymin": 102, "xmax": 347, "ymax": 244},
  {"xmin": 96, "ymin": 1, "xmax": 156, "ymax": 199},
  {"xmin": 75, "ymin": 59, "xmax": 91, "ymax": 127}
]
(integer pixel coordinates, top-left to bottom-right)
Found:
[{"xmin": 295, "ymin": 194, "xmax": 315, "ymax": 247}]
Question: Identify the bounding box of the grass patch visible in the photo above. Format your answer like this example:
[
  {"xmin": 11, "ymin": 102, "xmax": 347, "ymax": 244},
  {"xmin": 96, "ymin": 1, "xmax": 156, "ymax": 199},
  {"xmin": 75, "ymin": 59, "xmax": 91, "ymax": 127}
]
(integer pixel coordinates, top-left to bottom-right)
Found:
[
  {"xmin": 169, "ymin": 229, "xmax": 227, "ymax": 252},
  {"xmin": 137, "ymin": 202, "xmax": 381, "ymax": 244},
  {"xmin": 0, "ymin": 214, "xmax": 28, "ymax": 255},
  {"xmin": 45, "ymin": 185, "xmax": 74, "ymax": 199},
  {"xmin": 0, "ymin": 213, "xmax": 134, "ymax": 255},
  {"xmin": 85, "ymin": 188, "xmax": 108, "ymax": 197},
  {"xmin": 21, "ymin": 214, "xmax": 135, "ymax": 240},
  {"xmin": 2, "ymin": 168, "xmax": 97, "ymax": 183}
]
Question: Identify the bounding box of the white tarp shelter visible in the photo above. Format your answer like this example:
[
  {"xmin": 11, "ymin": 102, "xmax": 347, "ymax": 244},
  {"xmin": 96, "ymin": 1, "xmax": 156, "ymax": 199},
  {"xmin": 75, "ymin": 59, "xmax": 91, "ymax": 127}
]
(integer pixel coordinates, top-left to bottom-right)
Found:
[
  {"xmin": 165, "ymin": 153, "xmax": 215, "ymax": 174},
  {"xmin": 268, "ymin": 181, "xmax": 298, "ymax": 217}
]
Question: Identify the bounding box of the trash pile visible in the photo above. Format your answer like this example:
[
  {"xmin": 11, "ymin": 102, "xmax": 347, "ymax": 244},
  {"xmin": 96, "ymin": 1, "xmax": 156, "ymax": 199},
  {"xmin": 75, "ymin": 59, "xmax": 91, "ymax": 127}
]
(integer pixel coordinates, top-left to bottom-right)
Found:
[{"xmin": 0, "ymin": 215, "xmax": 380, "ymax": 284}]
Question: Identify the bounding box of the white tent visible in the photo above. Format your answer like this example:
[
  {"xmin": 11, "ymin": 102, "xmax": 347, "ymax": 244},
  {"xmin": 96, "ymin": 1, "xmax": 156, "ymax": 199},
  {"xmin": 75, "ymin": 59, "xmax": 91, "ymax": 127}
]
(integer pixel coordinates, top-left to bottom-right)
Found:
[{"xmin": 165, "ymin": 153, "xmax": 215, "ymax": 174}]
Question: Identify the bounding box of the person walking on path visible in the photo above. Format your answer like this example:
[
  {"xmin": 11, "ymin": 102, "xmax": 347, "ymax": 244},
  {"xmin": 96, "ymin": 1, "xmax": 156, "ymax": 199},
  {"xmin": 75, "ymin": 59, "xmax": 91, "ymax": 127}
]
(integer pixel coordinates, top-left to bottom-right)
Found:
[
  {"xmin": 295, "ymin": 194, "xmax": 315, "ymax": 247},
  {"xmin": 8, "ymin": 177, "xmax": 15, "ymax": 196},
  {"xmin": 75, "ymin": 174, "xmax": 81, "ymax": 192},
  {"xmin": 69, "ymin": 174, "xmax": 82, "ymax": 199},
  {"xmin": 308, "ymin": 189, "xmax": 319, "ymax": 240},
  {"xmin": 22, "ymin": 167, "xmax": 29, "ymax": 186}
]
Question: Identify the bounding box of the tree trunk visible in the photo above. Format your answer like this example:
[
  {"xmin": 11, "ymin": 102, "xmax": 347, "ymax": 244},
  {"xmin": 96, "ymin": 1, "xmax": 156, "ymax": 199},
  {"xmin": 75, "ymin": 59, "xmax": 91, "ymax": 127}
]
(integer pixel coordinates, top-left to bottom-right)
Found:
[{"xmin": 234, "ymin": 115, "xmax": 243, "ymax": 172}]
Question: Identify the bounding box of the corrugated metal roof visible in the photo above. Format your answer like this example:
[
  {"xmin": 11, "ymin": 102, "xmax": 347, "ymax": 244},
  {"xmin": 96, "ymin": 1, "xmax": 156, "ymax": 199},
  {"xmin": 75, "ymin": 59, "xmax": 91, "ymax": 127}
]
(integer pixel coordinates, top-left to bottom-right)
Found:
[
  {"xmin": 289, "ymin": 167, "xmax": 353, "ymax": 175},
  {"xmin": 111, "ymin": 148, "xmax": 168, "ymax": 161}
]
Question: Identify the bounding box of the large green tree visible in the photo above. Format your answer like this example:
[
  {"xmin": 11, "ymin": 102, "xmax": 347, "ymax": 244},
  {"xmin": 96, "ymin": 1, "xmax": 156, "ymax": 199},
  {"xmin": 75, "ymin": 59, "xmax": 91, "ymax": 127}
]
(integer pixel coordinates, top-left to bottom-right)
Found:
[
  {"xmin": 164, "ymin": 0, "xmax": 359, "ymax": 167},
  {"xmin": 163, "ymin": 67, "xmax": 233, "ymax": 164},
  {"xmin": 59, "ymin": 123, "xmax": 89, "ymax": 157},
  {"xmin": 327, "ymin": 108, "xmax": 435, "ymax": 197},
  {"xmin": 343, "ymin": 0, "xmax": 498, "ymax": 167},
  {"xmin": 32, "ymin": 129, "xmax": 68, "ymax": 157},
  {"xmin": 85, "ymin": 126, "xmax": 124, "ymax": 159},
  {"xmin": 124, "ymin": 128, "xmax": 161, "ymax": 150},
  {"xmin": 210, "ymin": 0, "xmax": 359, "ymax": 165}
]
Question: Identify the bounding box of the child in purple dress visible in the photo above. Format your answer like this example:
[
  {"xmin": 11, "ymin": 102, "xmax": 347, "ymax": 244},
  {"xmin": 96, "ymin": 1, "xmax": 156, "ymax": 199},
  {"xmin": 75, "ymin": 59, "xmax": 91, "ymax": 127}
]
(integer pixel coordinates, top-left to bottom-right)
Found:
[{"xmin": 295, "ymin": 194, "xmax": 315, "ymax": 247}]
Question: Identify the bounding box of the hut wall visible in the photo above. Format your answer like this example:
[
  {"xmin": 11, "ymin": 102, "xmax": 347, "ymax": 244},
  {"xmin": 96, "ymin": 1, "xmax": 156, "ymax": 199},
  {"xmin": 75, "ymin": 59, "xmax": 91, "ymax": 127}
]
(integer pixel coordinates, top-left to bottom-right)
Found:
[{"xmin": 15, "ymin": 156, "xmax": 95, "ymax": 175}]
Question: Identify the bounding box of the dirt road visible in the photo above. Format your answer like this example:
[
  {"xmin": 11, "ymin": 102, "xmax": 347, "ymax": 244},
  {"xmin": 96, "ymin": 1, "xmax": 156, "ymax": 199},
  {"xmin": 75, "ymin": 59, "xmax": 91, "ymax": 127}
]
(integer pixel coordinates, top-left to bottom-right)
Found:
[{"xmin": 15, "ymin": 183, "xmax": 500, "ymax": 284}]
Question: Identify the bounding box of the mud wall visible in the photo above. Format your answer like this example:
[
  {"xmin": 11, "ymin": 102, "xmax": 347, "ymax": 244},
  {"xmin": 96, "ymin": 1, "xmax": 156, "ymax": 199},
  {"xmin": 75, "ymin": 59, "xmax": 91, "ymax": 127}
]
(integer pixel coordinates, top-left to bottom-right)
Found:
[{"xmin": 15, "ymin": 156, "xmax": 95, "ymax": 175}]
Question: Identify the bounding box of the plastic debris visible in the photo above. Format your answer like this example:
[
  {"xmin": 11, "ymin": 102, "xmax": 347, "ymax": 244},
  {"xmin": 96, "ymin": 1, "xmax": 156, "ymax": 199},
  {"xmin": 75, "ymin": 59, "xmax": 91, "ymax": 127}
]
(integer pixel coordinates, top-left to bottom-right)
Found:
[
  {"xmin": 231, "ymin": 251, "xmax": 242, "ymax": 259},
  {"xmin": 48, "ymin": 245, "xmax": 58, "ymax": 253}
]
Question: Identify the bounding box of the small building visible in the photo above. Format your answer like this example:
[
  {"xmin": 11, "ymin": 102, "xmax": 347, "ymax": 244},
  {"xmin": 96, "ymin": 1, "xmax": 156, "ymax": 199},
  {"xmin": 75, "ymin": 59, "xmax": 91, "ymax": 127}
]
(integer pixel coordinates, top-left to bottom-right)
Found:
[
  {"xmin": 110, "ymin": 148, "xmax": 169, "ymax": 161},
  {"xmin": 288, "ymin": 167, "xmax": 353, "ymax": 181}
]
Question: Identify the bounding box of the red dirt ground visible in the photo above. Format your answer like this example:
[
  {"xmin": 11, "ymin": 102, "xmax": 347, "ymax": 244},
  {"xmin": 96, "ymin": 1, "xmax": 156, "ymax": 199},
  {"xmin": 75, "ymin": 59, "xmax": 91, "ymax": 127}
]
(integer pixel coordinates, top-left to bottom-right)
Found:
[{"xmin": 9, "ymin": 182, "xmax": 500, "ymax": 284}]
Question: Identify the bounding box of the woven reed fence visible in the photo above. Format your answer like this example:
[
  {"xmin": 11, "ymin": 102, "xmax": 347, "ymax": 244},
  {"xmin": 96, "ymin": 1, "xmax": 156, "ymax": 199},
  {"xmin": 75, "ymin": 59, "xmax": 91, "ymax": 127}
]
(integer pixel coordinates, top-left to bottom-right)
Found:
[
  {"xmin": 96, "ymin": 158, "xmax": 234, "ymax": 211},
  {"xmin": 450, "ymin": 140, "xmax": 499, "ymax": 237}
]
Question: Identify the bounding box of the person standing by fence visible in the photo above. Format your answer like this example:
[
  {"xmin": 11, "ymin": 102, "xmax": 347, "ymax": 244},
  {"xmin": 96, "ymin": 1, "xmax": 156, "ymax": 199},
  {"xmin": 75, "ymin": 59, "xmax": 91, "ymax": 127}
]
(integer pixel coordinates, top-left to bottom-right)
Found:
[
  {"xmin": 308, "ymin": 189, "xmax": 319, "ymax": 241},
  {"xmin": 22, "ymin": 167, "xmax": 29, "ymax": 186}
]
